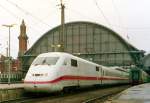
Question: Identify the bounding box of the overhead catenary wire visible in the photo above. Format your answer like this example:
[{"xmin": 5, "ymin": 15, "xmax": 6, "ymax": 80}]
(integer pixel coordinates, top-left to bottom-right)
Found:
[
  {"xmin": 0, "ymin": 2, "xmax": 46, "ymax": 46},
  {"xmin": 65, "ymin": 7, "xmax": 97, "ymax": 22},
  {"xmin": 111, "ymin": 0, "xmax": 128, "ymax": 39},
  {"xmin": 66, "ymin": 4, "xmax": 130, "ymax": 31},
  {"xmin": 111, "ymin": 0, "xmax": 124, "ymax": 28},
  {"xmin": 0, "ymin": 3, "xmax": 19, "ymax": 20},
  {"xmin": 93, "ymin": 0, "xmax": 114, "ymax": 30},
  {"xmin": 1, "ymin": 0, "xmax": 53, "ymax": 33},
  {"xmin": 0, "ymin": 0, "xmax": 64, "ymax": 53},
  {"xmin": 6, "ymin": 0, "xmax": 53, "ymax": 28},
  {"xmin": 3, "ymin": 0, "xmax": 140, "ymax": 31}
]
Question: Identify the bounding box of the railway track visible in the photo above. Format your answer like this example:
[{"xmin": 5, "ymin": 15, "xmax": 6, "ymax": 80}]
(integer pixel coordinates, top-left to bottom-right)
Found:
[
  {"xmin": 0, "ymin": 97, "xmax": 31, "ymax": 103},
  {"xmin": 3, "ymin": 85, "xmax": 130, "ymax": 103},
  {"xmin": 82, "ymin": 90, "xmax": 120, "ymax": 103}
]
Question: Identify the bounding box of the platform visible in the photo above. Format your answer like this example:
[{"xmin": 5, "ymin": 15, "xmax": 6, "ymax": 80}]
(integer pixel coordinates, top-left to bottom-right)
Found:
[
  {"xmin": 0, "ymin": 83, "xmax": 24, "ymax": 89},
  {"xmin": 0, "ymin": 83, "xmax": 24, "ymax": 102},
  {"xmin": 112, "ymin": 83, "xmax": 150, "ymax": 103}
]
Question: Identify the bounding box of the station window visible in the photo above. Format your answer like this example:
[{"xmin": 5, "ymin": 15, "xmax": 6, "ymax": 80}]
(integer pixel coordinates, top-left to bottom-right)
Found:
[
  {"xmin": 96, "ymin": 66, "xmax": 99, "ymax": 71},
  {"xmin": 71, "ymin": 59, "xmax": 78, "ymax": 67}
]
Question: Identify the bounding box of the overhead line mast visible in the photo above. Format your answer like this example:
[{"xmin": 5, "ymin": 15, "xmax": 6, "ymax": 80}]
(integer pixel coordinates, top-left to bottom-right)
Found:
[{"xmin": 59, "ymin": 0, "xmax": 65, "ymax": 52}]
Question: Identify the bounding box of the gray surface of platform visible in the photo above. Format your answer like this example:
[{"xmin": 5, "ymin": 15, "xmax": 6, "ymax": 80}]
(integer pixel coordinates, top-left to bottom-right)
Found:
[
  {"xmin": 0, "ymin": 83, "xmax": 24, "ymax": 89},
  {"xmin": 0, "ymin": 83, "xmax": 24, "ymax": 102},
  {"xmin": 112, "ymin": 83, "xmax": 150, "ymax": 103}
]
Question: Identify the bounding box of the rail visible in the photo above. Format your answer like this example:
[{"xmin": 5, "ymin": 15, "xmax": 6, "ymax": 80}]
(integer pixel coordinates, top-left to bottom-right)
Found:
[
  {"xmin": 82, "ymin": 91, "xmax": 121, "ymax": 103},
  {"xmin": 7, "ymin": 85, "xmax": 130, "ymax": 103}
]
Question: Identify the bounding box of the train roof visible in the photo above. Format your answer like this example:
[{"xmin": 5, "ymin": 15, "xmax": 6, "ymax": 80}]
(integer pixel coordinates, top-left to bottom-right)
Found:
[
  {"xmin": 108, "ymin": 66, "xmax": 128, "ymax": 73},
  {"xmin": 37, "ymin": 52, "xmax": 100, "ymax": 66},
  {"xmin": 37, "ymin": 52, "xmax": 71, "ymax": 57},
  {"xmin": 37, "ymin": 52, "xmax": 128, "ymax": 73}
]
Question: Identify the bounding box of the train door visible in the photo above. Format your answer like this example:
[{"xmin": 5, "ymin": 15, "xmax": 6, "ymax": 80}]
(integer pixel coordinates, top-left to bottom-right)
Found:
[
  {"xmin": 101, "ymin": 69, "xmax": 105, "ymax": 85},
  {"xmin": 33, "ymin": 74, "xmax": 37, "ymax": 92},
  {"xmin": 100, "ymin": 67, "xmax": 102, "ymax": 85},
  {"xmin": 70, "ymin": 59, "xmax": 79, "ymax": 86},
  {"xmin": 96, "ymin": 66, "xmax": 102, "ymax": 85}
]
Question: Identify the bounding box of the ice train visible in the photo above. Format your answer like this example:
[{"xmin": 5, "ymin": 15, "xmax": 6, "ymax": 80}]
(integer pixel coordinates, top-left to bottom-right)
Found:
[{"xmin": 24, "ymin": 52, "xmax": 129, "ymax": 92}]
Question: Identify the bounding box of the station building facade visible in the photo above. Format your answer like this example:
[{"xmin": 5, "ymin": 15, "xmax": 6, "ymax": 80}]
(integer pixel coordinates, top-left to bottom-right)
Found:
[
  {"xmin": 22, "ymin": 21, "xmax": 144, "ymax": 72},
  {"xmin": 0, "ymin": 20, "xmax": 27, "ymax": 73},
  {"xmin": 0, "ymin": 54, "xmax": 20, "ymax": 73}
]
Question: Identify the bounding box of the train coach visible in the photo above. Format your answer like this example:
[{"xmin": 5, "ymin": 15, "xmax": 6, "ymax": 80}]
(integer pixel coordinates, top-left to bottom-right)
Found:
[
  {"xmin": 129, "ymin": 67, "xmax": 150, "ymax": 85},
  {"xmin": 24, "ymin": 52, "xmax": 129, "ymax": 93}
]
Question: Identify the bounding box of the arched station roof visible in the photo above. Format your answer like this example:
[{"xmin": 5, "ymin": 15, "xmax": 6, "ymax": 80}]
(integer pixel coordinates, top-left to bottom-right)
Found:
[{"xmin": 22, "ymin": 21, "xmax": 144, "ymax": 71}]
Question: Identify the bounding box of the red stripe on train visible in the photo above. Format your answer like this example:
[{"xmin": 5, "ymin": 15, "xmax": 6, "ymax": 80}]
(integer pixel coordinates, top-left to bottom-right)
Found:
[{"xmin": 24, "ymin": 75, "xmax": 128, "ymax": 84}]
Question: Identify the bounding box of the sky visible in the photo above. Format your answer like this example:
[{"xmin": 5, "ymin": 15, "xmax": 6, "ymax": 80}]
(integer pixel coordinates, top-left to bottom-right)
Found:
[{"xmin": 0, "ymin": 0, "xmax": 150, "ymax": 58}]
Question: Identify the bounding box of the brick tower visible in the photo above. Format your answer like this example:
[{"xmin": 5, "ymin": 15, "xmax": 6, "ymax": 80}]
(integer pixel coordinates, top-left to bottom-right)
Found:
[{"xmin": 18, "ymin": 20, "xmax": 28, "ymax": 57}]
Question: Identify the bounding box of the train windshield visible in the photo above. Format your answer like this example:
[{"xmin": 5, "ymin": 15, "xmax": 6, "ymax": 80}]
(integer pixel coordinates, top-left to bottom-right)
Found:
[{"xmin": 32, "ymin": 57, "xmax": 59, "ymax": 65}]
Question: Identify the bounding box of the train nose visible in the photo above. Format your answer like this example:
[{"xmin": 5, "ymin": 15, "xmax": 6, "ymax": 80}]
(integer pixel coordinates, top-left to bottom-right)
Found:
[
  {"xmin": 33, "ymin": 84, "xmax": 43, "ymax": 92},
  {"xmin": 24, "ymin": 83, "xmax": 52, "ymax": 93}
]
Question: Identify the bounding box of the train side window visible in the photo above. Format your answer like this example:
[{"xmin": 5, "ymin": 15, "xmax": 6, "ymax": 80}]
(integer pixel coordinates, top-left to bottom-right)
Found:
[
  {"xmin": 96, "ymin": 66, "xmax": 99, "ymax": 71},
  {"xmin": 71, "ymin": 59, "xmax": 78, "ymax": 67}
]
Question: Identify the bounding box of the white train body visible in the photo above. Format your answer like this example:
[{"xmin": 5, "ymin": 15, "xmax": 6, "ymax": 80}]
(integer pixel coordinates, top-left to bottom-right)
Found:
[{"xmin": 24, "ymin": 52, "xmax": 129, "ymax": 92}]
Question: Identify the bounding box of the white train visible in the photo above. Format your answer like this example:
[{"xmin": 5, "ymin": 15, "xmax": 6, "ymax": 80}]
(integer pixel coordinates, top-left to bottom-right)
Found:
[{"xmin": 24, "ymin": 52, "xmax": 129, "ymax": 92}]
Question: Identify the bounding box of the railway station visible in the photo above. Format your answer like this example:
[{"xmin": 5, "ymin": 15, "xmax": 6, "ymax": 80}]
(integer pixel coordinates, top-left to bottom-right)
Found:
[
  {"xmin": 0, "ymin": 22, "xmax": 149, "ymax": 102},
  {"xmin": 0, "ymin": 0, "xmax": 150, "ymax": 103},
  {"xmin": 22, "ymin": 21, "xmax": 144, "ymax": 72}
]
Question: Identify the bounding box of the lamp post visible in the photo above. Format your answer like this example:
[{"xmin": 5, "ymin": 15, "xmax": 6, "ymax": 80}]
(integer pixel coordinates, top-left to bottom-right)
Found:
[{"xmin": 2, "ymin": 24, "xmax": 15, "ymax": 84}]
